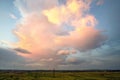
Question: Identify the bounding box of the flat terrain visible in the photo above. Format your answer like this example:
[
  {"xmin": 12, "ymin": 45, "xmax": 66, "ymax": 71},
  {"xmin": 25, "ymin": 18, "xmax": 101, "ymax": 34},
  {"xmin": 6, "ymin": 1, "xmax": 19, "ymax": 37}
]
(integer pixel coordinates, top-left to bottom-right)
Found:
[{"xmin": 0, "ymin": 71, "xmax": 120, "ymax": 80}]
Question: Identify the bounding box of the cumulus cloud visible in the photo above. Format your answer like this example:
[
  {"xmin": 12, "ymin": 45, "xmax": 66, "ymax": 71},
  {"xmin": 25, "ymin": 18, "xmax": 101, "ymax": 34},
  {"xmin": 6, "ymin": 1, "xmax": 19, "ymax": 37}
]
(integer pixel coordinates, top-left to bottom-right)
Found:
[
  {"xmin": 13, "ymin": 0, "xmax": 107, "ymax": 69},
  {"xmin": 57, "ymin": 49, "xmax": 77, "ymax": 55},
  {"xmin": 59, "ymin": 41, "xmax": 120, "ymax": 69},
  {"xmin": 56, "ymin": 26, "xmax": 106, "ymax": 51}
]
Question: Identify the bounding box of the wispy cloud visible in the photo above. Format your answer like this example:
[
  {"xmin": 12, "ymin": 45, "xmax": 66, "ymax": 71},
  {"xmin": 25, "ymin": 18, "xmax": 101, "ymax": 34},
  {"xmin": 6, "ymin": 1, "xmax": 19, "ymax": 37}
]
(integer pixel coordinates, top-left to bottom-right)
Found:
[{"xmin": 9, "ymin": 13, "xmax": 17, "ymax": 19}]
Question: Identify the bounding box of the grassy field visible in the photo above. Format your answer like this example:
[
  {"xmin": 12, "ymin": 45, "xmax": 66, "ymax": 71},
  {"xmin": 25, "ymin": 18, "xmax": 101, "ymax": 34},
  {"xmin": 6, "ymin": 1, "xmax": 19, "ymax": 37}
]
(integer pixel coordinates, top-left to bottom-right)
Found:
[{"xmin": 0, "ymin": 71, "xmax": 120, "ymax": 80}]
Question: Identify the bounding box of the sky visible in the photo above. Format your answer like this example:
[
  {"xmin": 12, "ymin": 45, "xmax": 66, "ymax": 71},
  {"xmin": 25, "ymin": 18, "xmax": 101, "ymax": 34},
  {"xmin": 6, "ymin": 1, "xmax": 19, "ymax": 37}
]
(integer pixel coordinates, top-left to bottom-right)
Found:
[{"xmin": 0, "ymin": 0, "xmax": 120, "ymax": 70}]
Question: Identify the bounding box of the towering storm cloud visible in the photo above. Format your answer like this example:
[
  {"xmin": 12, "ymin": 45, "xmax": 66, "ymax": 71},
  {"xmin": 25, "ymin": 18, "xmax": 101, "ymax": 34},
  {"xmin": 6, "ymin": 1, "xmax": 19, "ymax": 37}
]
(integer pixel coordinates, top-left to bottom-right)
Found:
[
  {"xmin": 1, "ymin": 0, "xmax": 120, "ymax": 70},
  {"xmin": 13, "ymin": 0, "xmax": 107, "ymax": 68}
]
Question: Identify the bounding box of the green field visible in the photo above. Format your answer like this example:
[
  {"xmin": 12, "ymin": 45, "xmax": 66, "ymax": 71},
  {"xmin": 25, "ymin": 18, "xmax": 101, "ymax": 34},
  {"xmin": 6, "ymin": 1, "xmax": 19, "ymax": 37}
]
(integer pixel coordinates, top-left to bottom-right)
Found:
[{"xmin": 0, "ymin": 71, "xmax": 120, "ymax": 80}]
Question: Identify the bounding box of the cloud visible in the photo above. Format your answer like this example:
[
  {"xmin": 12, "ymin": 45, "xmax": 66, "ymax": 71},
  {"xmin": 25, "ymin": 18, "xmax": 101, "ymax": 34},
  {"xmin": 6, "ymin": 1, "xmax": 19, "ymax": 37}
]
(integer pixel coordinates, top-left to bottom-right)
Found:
[
  {"xmin": 0, "ymin": 48, "xmax": 22, "ymax": 61},
  {"xmin": 66, "ymin": 57, "xmax": 82, "ymax": 65},
  {"xmin": 9, "ymin": 13, "xmax": 17, "ymax": 19},
  {"xmin": 0, "ymin": 47, "xmax": 26, "ymax": 69},
  {"xmin": 14, "ymin": 0, "xmax": 58, "ymax": 16},
  {"xmin": 13, "ymin": 0, "xmax": 107, "ymax": 69},
  {"xmin": 55, "ymin": 26, "xmax": 106, "ymax": 51},
  {"xmin": 14, "ymin": 48, "xmax": 31, "ymax": 54},
  {"xmin": 0, "ymin": 40, "xmax": 13, "ymax": 48},
  {"xmin": 40, "ymin": 58, "xmax": 53, "ymax": 62},
  {"xmin": 57, "ymin": 49, "xmax": 77, "ymax": 55},
  {"xmin": 59, "ymin": 41, "xmax": 120, "ymax": 69},
  {"xmin": 42, "ymin": 0, "xmax": 91, "ymax": 25},
  {"xmin": 96, "ymin": 0, "xmax": 104, "ymax": 6},
  {"xmin": 58, "ymin": 0, "xmax": 66, "ymax": 5}
]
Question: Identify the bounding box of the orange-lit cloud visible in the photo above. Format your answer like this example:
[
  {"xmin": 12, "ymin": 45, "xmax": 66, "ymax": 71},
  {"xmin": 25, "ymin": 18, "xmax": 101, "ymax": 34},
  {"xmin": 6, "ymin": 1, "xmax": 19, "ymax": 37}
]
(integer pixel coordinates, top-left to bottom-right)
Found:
[
  {"xmin": 13, "ymin": 0, "xmax": 106, "ymax": 67},
  {"xmin": 42, "ymin": 0, "xmax": 91, "ymax": 25}
]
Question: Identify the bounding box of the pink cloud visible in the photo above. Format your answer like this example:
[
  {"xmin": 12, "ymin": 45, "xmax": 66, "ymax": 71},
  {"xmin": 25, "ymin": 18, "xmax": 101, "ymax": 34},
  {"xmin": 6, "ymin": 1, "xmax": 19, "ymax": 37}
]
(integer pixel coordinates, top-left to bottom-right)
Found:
[
  {"xmin": 13, "ymin": 0, "xmax": 107, "ymax": 67},
  {"xmin": 57, "ymin": 49, "xmax": 77, "ymax": 55}
]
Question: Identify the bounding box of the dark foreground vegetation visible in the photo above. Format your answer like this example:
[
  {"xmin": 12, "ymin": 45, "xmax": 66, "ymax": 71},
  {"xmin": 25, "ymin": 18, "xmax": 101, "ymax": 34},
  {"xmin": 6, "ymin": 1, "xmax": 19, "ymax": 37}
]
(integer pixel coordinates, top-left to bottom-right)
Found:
[{"xmin": 0, "ymin": 70, "xmax": 120, "ymax": 80}]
